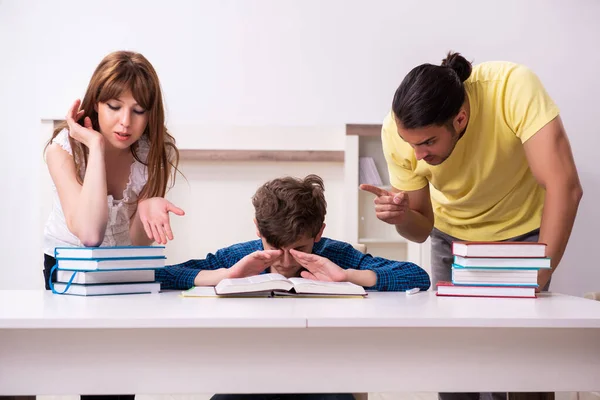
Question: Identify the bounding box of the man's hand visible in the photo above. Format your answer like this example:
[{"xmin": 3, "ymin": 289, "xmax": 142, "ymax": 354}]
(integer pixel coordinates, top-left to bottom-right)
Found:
[
  {"xmin": 360, "ymin": 184, "xmax": 410, "ymax": 226},
  {"xmin": 537, "ymin": 268, "xmax": 552, "ymax": 293},
  {"xmin": 227, "ymin": 250, "xmax": 283, "ymax": 279},
  {"xmin": 290, "ymin": 249, "xmax": 348, "ymax": 282}
]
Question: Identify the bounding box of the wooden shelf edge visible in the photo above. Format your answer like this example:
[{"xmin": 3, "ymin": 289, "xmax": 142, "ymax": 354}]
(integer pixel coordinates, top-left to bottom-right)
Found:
[
  {"xmin": 179, "ymin": 149, "xmax": 344, "ymax": 162},
  {"xmin": 358, "ymin": 238, "xmax": 407, "ymax": 244},
  {"xmin": 346, "ymin": 124, "xmax": 382, "ymax": 137},
  {"xmin": 42, "ymin": 119, "xmax": 345, "ymax": 162},
  {"xmin": 358, "ymin": 184, "xmax": 392, "ymax": 191}
]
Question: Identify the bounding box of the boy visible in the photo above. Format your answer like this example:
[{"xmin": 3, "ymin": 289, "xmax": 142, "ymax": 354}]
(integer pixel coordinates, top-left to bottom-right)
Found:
[{"xmin": 157, "ymin": 174, "xmax": 430, "ymax": 293}]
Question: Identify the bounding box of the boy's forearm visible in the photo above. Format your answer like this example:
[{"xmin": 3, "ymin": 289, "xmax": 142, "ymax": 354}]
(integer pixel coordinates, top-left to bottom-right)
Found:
[
  {"xmin": 346, "ymin": 269, "xmax": 377, "ymax": 287},
  {"xmin": 194, "ymin": 268, "xmax": 231, "ymax": 286}
]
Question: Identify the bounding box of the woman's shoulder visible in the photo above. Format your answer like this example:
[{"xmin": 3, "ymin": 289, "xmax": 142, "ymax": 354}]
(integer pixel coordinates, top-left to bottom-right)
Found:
[{"xmin": 49, "ymin": 128, "xmax": 73, "ymax": 155}]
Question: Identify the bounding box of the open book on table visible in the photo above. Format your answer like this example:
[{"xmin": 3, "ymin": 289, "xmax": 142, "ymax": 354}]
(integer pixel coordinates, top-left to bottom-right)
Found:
[{"xmin": 182, "ymin": 273, "xmax": 367, "ymax": 298}]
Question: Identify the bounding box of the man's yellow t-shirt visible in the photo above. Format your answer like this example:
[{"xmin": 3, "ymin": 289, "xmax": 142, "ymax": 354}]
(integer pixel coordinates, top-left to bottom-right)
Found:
[{"xmin": 382, "ymin": 61, "xmax": 560, "ymax": 241}]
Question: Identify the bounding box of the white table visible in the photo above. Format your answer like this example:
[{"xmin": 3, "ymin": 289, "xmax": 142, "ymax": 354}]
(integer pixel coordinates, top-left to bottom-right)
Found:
[{"xmin": 1, "ymin": 290, "xmax": 600, "ymax": 395}]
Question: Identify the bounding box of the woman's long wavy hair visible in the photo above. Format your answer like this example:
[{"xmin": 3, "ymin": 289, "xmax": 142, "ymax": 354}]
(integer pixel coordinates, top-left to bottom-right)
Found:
[{"xmin": 46, "ymin": 50, "xmax": 180, "ymax": 199}]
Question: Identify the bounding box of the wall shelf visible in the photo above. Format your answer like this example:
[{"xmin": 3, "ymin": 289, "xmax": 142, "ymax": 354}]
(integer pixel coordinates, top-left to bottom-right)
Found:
[
  {"xmin": 358, "ymin": 238, "xmax": 407, "ymax": 244},
  {"xmin": 179, "ymin": 149, "xmax": 344, "ymax": 162},
  {"xmin": 43, "ymin": 119, "xmax": 344, "ymax": 163},
  {"xmin": 346, "ymin": 124, "xmax": 381, "ymax": 137},
  {"xmin": 345, "ymin": 123, "xmax": 430, "ymax": 270}
]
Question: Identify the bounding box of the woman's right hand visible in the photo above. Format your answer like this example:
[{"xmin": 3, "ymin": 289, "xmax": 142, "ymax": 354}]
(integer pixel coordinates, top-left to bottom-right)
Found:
[{"xmin": 65, "ymin": 99, "xmax": 104, "ymax": 149}]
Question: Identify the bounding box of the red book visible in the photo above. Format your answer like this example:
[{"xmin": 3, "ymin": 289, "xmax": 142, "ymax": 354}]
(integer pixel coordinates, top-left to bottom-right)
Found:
[
  {"xmin": 452, "ymin": 241, "xmax": 547, "ymax": 258},
  {"xmin": 436, "ymin": 281, "xmax": 536, "ymax": 298}
]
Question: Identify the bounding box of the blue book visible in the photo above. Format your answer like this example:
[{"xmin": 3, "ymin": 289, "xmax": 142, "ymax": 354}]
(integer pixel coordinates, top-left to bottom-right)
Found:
[
  {"xmin": 54, "ymin": 245, "xmax": 165, "ymax": 260},
  {"xmin": 52, "ymin": 281, "xmax": 160, "ymax": 296},
  {"xmin": 453, "ymin": 255, "xmax": 551, "ymax": 269},
  {"xmin": 56, "ymin": 256, "xmax": 165, "ymax": 271}
]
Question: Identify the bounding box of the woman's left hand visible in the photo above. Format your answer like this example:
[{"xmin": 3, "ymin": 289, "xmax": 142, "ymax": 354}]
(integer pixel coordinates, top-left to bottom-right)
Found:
[{"xmin": 137, "ymin": 198, "xmax": 185, "ymax": 244}]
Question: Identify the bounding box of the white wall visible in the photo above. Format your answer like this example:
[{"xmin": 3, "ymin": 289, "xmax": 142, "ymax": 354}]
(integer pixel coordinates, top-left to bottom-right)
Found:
[{"xmin": 1, "ymin": 0, "xmax": 599, "ymax": 296}]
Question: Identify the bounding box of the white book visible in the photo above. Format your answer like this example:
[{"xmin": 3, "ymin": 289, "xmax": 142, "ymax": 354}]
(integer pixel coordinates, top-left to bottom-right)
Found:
[
  {"xmin": 54, "ymin": 246, "xmax": 165, "ymax": 259},
  {"xmin": 182, "ymin": 273, "xmax": 367, "ymax": 297},
  {"xmin": 453, "ymin": 256, "xmax": 551, "ymax": 269},
  {"xmin": 56, "ymin": 269, "xmax": 155, "ymax": 284},
  {"xmin": 452, "ymin": 267, "xmax": 538, "ymax": 285},
  {"xmin": 52, "ymin": 282, "xmax": 160, "ymax": 296},
  {"xmin": 56, "ymin": 257, "xmax": 165, "ymax": 271},
  {"xmin": 452, "ymin": 269, "xmax": 537, "ymax": 287},
  {"xmin": 452, "ymin": 242, "xmax": 547, "ymax": 258}
]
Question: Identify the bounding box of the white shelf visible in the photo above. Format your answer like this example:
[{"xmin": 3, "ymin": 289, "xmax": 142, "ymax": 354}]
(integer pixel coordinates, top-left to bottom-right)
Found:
[
  {"xmin": 346, "ymin": 124, "xmax": 427, "ymax": 268},
  {"xmin": 359, "ymin": 184, "xmax": 392, "ymax": 191},
  {"xmin": 358, "ymin": 237, "xmax": 407, "ymax": 244}
]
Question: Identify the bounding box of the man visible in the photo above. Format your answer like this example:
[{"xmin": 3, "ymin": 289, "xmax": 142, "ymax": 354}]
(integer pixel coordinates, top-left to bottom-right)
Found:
[
  {"xmin": 157, "ymin": 174, "xmax": 430, "ymax": 293},
  {"xmin": 362, "ymin": 52, "xmax": 581, "ymax": 400},
  {"xmin": 157, "ymin": 174, "xmax": 430, "ymax": 400}
]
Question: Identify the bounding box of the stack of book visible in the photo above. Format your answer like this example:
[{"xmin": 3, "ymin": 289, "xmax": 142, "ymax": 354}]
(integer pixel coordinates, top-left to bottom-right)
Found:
[
  {"xmin": 436, "ymin": 241, "xmax": 550, "ymax": 298},
  {"xmin": 51, "ymin": 246, "xmax": 166, "ymax": 296}
]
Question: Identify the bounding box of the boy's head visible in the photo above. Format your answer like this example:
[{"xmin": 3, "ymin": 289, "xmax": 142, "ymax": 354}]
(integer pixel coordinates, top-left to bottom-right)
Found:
[{"xmin": 252, "ymin": 174, "xmax": 327, "ymax": 277}]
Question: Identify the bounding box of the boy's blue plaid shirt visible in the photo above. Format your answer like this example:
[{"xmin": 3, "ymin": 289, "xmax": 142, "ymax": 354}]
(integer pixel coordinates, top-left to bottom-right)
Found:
[{"xmin": 156, "ymin": 237, "xmax": 431, "ymax": 292}]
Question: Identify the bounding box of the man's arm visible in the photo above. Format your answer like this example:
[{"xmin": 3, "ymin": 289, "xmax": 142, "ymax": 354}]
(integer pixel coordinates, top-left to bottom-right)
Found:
[
  {"xmin": 360, "ymin": 184, "xmax": 434, "ymax": 243},
  {"xmin": 392, "ymin": 185, "xmax": 434, "ymax": 243},
  {"xmin": 523, "ymin": 116, "xmax": 583, "ymax": 287}
]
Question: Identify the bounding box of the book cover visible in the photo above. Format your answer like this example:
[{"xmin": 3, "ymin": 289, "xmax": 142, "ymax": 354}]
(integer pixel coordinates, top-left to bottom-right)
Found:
[
  {"xmin": 56, "ymin": 257, "xmax": 165, "ymax": 271},
  {"xmin": 452, "ymin": 241, "xmax": 547, "ymax": 258},
  {"xmin": 56, "ymin": 269, "xmax": 156, "ymax": 284},
  {"xmin": 436, "ymin": 281, "xmax": 536, "ymax": 298},
  {"xmin": 52, "ymin": 281, "xmax": 161, "ymax": 296},
  {"xmin": 453, "ymin": 255, "xmax": 551, "ymax": 269},
  {"xmin": 54, "ymin": 245, "xmax": 165, "ymax": 260}
]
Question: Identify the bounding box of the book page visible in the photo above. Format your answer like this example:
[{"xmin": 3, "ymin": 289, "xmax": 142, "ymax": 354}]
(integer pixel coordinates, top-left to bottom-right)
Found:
[
  {"xmin": 219, "ymin": 273, "xmax": 288, "ymax": 287},
  {"xmin": 288, "ymin": 278, "xmax": 358, "ymax": 287},
  {"xmin": 216, "ymin": 273, "xmax": 292, "ymax": 295},
  {"xmin": 287, "ymin": 278, "xmax": 366, "ymax": 296}
]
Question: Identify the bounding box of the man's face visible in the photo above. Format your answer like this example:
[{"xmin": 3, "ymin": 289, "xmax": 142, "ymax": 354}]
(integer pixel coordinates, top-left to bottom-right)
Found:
[
  {"xmin": 396, "ymin": 109, "xmax": 468, "ymax": 166},
  {"xmin": 261, "ymin": 235, "xmax": 316, "ymax": 278},
  {"xmin": 398, "ymin": 124, "xmax": 461, "ymax": 166}
]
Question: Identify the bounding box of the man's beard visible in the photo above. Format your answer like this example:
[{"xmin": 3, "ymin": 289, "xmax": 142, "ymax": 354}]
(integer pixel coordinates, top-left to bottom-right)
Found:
[{"xmin": 432, "ymin": 127, "xmax": 465, "ymax": 165}]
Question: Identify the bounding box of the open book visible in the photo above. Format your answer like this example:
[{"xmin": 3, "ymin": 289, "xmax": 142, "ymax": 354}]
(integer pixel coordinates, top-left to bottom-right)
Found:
[{"xmin": 183, "ymin": 273, "xmax": 367, "ymax": 297}]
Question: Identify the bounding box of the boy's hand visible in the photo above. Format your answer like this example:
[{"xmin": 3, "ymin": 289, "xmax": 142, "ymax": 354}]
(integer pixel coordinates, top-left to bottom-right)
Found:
[
  {"xmin": 227, "ymin": 250, "xmax": 283, "ymax": 279},
  {"xmin": 290, "ymin": 249, "xmax": 348, "ymax": 282},
  {"xmin": 360, "ymin": 184, "xmax": 409, "ymax": 226}
]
